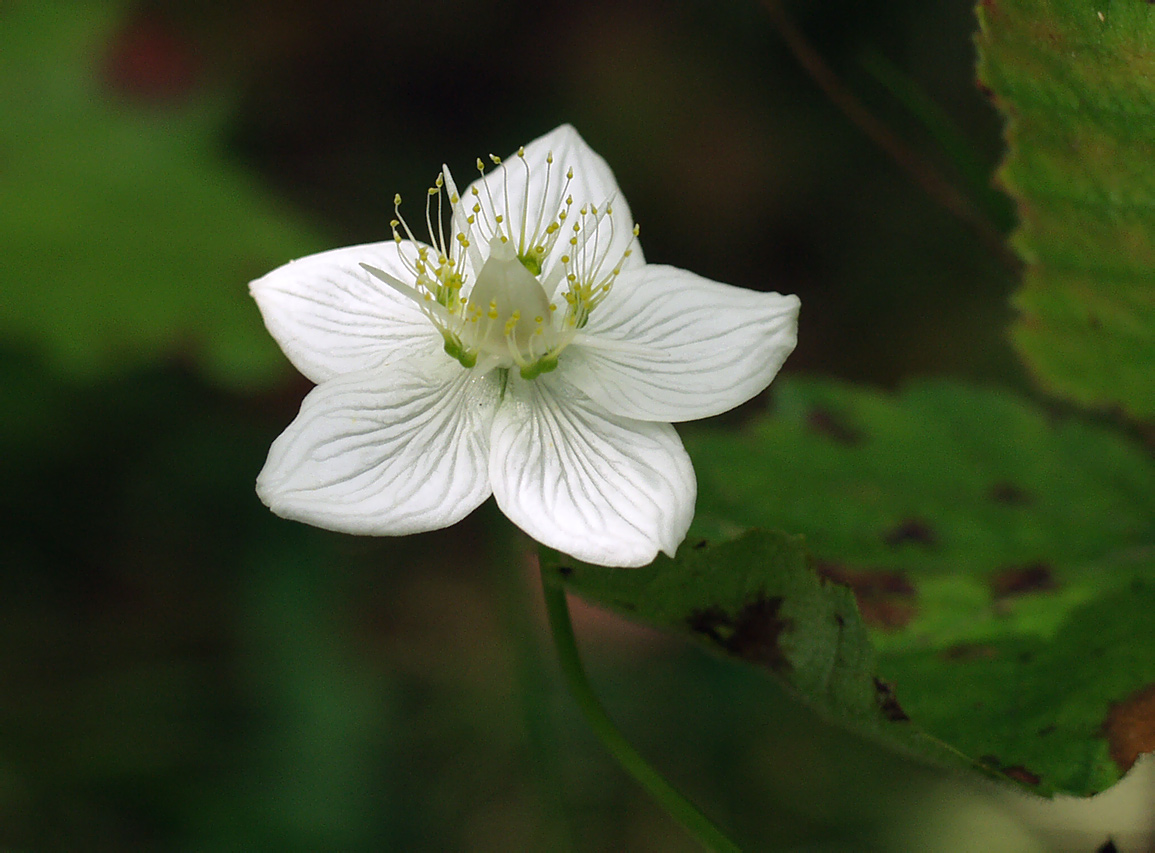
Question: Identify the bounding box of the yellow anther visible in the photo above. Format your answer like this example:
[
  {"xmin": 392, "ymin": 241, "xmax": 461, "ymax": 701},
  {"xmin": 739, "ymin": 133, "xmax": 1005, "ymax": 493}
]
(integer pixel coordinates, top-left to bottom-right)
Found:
[
  {"xmin": 546, "ymin": 152, "xmax": 554, "ymax": 164},
  {"xmin": 428, "ymin": 187, "xmax": 438, "ymax": 196},
  {"xmin": 560, "ymin": 255, "xmax": 570, "ymax": 263},
  {"xmin": 566, "ymin": 168, "xmax": 573, "ymax": 179},
  {"xmin": 476, "ymin": 158, "xmax": 485, "ymax": 171},
  {"xmin": 517, "ymin": 146, "xmax": 525, "ymax": 157},
  {"xmin": 569, "ymin": 237, "xmax": 578, "ymax": 246},
  {"xmin": 394, "ymin": 193, "xmax": 402, "ymax": 205},
  {"xmin": 489, "ymin": 154, "xmax": 501, "ymax": 165},
  {"xmin": 495, "ymin": 214, "xmax": 504, "ymax": 223},
  {"xmin": 435, "ymin": 173, "xmax": 444, "ymax": 187}
]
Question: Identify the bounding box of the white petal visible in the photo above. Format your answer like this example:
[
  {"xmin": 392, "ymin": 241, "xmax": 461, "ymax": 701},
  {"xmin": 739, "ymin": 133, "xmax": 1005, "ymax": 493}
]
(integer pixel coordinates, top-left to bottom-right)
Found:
[
  {"xmin": 454, "ymin": 125, "xmax": 645, "ymax": 280},
  {"xmin": 563, "ymin": 265, "xmax": 800, "ymax": 422},
  {"xmin": 257, "ymin": 355, "xmax": 499, "ymax": 535},
  {"xmin": 250, "ymin": 242, "xmax": 443, "ymax": 383},
  {"xmin": 489, "ymin": 376, "xmax": 695, "ymax": 567}
]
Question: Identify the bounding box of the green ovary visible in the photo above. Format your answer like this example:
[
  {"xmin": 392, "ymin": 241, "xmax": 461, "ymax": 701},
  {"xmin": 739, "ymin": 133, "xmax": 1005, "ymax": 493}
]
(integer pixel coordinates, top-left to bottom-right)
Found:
[
  {"xmin": 520, "ymin": 356, "xmax": 559, "ymax": 380},
  {"xmin": 443, "ymin": 336, "xmax": 477, "ymax": 368}
]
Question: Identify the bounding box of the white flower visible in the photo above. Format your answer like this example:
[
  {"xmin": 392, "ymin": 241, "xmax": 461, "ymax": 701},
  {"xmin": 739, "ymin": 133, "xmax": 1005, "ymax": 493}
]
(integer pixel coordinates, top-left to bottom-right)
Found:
[{"xmin": 251, "ymin": 125, "xmax": 799, "ymax": 567}]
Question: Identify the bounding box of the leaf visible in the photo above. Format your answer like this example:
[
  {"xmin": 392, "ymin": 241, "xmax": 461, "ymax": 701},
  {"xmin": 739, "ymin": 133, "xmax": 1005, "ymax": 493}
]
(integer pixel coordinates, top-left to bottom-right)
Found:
[
  {"xmin": 976, "ymin": 0, "xmax": 1155, "ymax": 418},
  {"xmin": 0, "ymin": 0, "xmax": 324, "ymax": 388},
  {"xmin": 549, "ymin": 379, "xmax": 1155, "ymax": 796},
  {"xmin": 680, "ymin": 379, "xmax": 1155, "ymax": 795},
  {"xmin": 541, "ymin": 530, "xmax": 970, "ymax": 774}
]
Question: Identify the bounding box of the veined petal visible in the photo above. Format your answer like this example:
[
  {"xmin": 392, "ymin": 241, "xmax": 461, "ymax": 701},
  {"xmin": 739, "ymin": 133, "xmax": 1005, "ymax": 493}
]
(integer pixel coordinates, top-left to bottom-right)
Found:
[
  {"xmin": 250, "ymin": 242, "xmax": 443, "ymax": 383},
  {"xmin": 257, "ymin": 355, "xmax": 499, "ymax": 535},
  {"xmin": 489, "ymin": 375, "xmax": 695, "ymax": 567},
  {"xmin": 564, "ymin": 265, "xmax": 800, "ymax": 422},
  {"xmin": 454, "ymin": 125, "xmax": 645, "ymax": 282}
]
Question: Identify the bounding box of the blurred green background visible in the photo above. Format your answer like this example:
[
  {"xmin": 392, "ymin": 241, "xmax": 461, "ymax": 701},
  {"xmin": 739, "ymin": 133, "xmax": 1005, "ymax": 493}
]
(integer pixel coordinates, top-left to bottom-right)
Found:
[{"xmin": 0, "ymin": 0, "xmax": 1085, "ymax": 849}]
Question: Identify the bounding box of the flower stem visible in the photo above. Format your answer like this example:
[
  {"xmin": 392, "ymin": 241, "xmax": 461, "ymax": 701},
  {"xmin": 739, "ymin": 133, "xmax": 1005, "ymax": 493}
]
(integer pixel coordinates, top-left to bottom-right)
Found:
[{"xmin": 540, "ymin": 576, "xmax": 742, "ymax": 853}]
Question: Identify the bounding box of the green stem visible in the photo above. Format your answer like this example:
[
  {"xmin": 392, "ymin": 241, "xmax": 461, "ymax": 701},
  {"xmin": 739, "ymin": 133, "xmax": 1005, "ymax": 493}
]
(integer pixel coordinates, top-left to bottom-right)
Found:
[{"xmin": 540, "ymin": 576, "xmax": 742, "ymax": 853}]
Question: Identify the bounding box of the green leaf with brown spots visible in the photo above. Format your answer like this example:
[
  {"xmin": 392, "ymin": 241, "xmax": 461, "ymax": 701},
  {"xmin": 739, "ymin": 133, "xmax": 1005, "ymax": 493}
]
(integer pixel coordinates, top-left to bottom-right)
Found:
[
  {"xmin": 541, "ymin": 530, "xmax": 970, "ymax": 775},
  {"xmin": 0, "ymin": 0, "xmax": 323, "ymax": 388},
  {"xmin": 683, "ymin": 379, "xmax": 1155, "ymax": 795},
  {"xmin": 549, "ymin": 379, "xmax": 1155, "ymax": 796},
  {"xmin": 976, "ymin": 0, "xmax": 1155, "ymax": 418}
]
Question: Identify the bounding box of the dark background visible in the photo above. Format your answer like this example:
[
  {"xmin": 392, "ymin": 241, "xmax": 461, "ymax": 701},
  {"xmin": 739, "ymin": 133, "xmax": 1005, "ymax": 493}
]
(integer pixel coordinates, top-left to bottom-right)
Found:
[{"xmin": 1, "ymin": 0, "xmax": 1040, "ymax": 849}]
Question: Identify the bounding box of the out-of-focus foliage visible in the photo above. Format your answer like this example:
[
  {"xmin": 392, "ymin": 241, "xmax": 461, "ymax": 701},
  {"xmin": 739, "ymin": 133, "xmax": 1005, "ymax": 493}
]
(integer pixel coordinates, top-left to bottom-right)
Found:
[
  {"xmin": 977, "ymin": 0, "xmax": 1155, "ymax": 418},
  {"xmin": 0, "ymin": 0, "xmax": 322, "ymax": 389}
]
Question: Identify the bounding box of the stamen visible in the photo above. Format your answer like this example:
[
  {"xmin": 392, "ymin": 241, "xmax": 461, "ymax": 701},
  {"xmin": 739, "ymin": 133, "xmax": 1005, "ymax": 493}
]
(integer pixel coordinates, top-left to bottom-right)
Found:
[{"xmin": 518, "ymin": 146, "xmax": 530, "ymax": 254}]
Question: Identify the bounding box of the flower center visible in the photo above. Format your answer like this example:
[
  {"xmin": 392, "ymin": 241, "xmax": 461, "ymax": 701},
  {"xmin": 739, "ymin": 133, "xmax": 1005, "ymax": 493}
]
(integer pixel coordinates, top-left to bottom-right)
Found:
[{"xmin": 361, "ymin": 143, "xmax": 637, "ymax": 380}]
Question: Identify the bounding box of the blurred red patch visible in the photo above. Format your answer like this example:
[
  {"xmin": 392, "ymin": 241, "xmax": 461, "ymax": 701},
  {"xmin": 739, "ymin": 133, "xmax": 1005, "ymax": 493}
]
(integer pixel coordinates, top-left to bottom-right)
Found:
[{"xmin": 103, "ymin": 13, "xmax": 202, "ymax": 103}]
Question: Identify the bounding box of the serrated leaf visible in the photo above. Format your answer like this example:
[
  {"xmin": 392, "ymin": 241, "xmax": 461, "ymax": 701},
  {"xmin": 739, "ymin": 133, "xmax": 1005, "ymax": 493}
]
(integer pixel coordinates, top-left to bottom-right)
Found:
[
  {"xmin": 681, "ymin": 379, "xmax": 1155, "ymax": 795},
  {"xmin": 0, "ymin": 0, "xmax": 324, "ymax": 388},
  {"xmin": 541, "ymin": 530, "xmax": 970, "ymax": 774},
  {"xmin": 976, "ymin": 0, "xmax": 1155, "ymax": 418}
]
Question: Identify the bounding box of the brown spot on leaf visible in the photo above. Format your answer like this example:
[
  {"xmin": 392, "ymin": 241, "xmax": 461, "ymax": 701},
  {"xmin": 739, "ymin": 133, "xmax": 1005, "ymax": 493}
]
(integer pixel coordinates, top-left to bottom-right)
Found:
[
  {"xmin": 990, "ymin": 482, "xmax": 1031, "ymax": 505},
  {"xmin": 873, "ymin": 677, "xmax": 909, "ymax": 722},
  {"xmin": 806, "ymin": 407, "xmax": 862, "ymax": 445},
  {"xmin": 817, "ymin": 563, "xmax": 916, "ymax": 630},
  {"xmin": 687, "ymin": 597, "xmax": 791, "ymax": 673},
  {"xmin": 692, "ymin": 539, "xmax": 709, "ymax": 550},
  {"xmin": 1103, "ymin": 683, "xmax": 1155, "ymax": 772},
  {"xmin": 1097, "ymin": 840, "xmax": 1119, "ymax": 853},
  {"xmin": 942, "ymin": 643, "xmax": 999, "ymax": 661},
  {"xmin": 883, "ymin": 519, "xmax": 938, "ymax": 548},
  {"xmin": 990, "ymin": 563, "xmax": 1057, "ymax": 599},
  {"xmin": 1003, "ymin": 765, "xmax": 1042, "ymax": 786},
  {"xmin": 981, "ymin": 755, "xmax": 1043, "ymax": 787}
]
